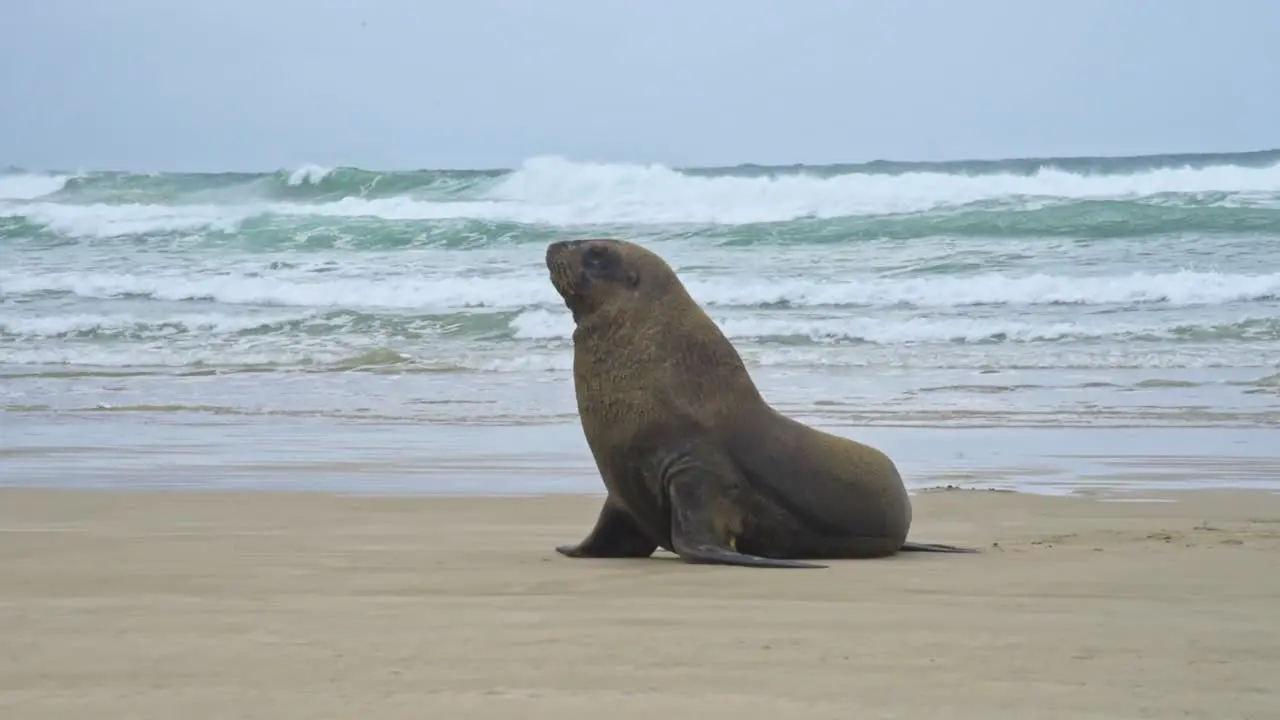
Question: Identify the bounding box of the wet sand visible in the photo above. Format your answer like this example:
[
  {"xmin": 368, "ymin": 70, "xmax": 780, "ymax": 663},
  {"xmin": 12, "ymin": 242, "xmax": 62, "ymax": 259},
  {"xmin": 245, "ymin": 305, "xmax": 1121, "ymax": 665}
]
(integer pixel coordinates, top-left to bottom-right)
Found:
[
  {"xmin": 7, "ymin": 415, "xmax": 1280, "ymax": 497},
  {"xmin": 2, "ymin": 487, "xmax": 1278, "ymax": 719}
]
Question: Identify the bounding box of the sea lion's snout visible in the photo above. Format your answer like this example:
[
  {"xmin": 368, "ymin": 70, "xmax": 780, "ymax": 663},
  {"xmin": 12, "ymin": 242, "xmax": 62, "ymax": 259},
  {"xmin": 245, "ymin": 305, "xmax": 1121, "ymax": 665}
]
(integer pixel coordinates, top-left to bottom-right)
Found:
[
  {"xmin": 545, "ymin": 238, "xmax": 633, "ymax": 322},
  {"xmin": 545, "ymin": 239, "xmax": 582, "ymax": 268},
  {"xmin": 545, "ymin": 241, "xmax": 566, "ymax": 264},
  {"xmin": 545, "ymin": 240, "xmax": 583, "ymax": 308}
]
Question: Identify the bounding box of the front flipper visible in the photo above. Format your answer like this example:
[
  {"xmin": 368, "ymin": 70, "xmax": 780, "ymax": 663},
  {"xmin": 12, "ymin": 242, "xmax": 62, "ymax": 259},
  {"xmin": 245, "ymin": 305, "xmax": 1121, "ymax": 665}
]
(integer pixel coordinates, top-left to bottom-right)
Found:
[
  {"xmin": 665, "ymin": 451, "xmax": 825, "ymax": 569},
  {"xmin": 900, "ymin": 541, "xmax": 980, "ymax": 554},
  {"xmin": 556, "ymin": 498, "xmax": 658, "ymax": 559}
]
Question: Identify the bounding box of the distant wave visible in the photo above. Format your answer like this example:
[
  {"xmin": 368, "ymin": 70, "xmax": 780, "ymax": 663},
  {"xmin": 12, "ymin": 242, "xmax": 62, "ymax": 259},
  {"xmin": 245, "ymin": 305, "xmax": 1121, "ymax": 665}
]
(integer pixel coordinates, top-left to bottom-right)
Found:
[
  {"xmin": 7, "ymin": 201, "xmax": 1280, "ymax": 244},
  {"xmin": 9, "ymin": 147, "xmax": 1280, "ymax": 198},
  {"xmin": 0, "ymin": 172, "xmax": 76, "ymax": 201},
  {"xmin": 2, "ymin": 155, "xmax": 1280, "ymax": 242},
  {"xmin": 2, "ymin": 153, "xmax": 1280, "ymax": 242}
]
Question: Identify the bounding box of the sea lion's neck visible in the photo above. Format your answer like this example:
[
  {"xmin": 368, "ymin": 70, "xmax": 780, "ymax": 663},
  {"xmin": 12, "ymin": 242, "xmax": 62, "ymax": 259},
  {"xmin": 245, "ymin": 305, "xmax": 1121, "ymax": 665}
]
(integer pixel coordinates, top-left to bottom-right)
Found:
[{"xmin": 571, "ymin": 303, "xmax": 765, "ymax": 410}]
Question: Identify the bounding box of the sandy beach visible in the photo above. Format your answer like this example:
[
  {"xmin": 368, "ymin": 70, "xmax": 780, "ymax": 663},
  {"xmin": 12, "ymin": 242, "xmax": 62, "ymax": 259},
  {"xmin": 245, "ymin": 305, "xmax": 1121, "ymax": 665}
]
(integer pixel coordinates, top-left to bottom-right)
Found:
[{"xmin": 2, "ymin": 487, "xmax": 1277, "ymax": 719}]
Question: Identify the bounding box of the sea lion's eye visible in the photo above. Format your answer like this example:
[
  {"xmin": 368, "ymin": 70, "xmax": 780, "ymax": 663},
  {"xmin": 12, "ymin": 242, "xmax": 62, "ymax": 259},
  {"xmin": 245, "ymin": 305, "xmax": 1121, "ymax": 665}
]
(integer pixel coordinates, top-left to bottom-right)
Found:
[{"xmin": 582, "ymin": 246, "xmax": 607, "ymax": 270}]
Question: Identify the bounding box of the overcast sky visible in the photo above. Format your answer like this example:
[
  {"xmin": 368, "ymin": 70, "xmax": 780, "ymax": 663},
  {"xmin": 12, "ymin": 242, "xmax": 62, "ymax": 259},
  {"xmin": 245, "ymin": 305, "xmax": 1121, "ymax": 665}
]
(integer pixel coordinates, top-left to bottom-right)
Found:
[{"xmin": 2, "ymin": 0, "xmax": 1277, "ymax": 172}]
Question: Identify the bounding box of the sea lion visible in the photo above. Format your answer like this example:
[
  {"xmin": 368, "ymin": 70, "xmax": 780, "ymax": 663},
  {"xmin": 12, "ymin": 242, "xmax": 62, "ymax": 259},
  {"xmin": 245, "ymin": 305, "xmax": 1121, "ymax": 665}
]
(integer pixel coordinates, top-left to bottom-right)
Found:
[{"xmin": 545, "ymin": 238, "xmax": 977, "ymax": 569}]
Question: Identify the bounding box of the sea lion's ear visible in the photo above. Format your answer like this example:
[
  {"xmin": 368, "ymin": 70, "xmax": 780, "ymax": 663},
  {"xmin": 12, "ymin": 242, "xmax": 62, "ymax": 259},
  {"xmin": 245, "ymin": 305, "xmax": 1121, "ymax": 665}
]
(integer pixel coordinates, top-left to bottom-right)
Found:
[{"xmin": 627, "ymin": 270, "xmax": 640, "ymax": 288}]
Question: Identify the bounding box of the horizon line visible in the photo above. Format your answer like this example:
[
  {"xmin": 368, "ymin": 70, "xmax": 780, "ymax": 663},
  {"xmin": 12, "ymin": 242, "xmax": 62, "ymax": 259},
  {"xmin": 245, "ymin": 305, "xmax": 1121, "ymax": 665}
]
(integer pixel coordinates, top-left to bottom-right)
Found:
[{"xmin": 5, "ymin": 146, "xmax": 1280, "ymax": 176}]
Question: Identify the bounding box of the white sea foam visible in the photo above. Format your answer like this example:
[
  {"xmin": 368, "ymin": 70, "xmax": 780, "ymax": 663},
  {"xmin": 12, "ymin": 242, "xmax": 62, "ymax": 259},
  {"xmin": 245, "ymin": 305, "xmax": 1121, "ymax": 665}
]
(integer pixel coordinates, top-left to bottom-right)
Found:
[
  {"xmin": 0, "ymin": 311, "xmax": 316, "ymax": 338},
  {"xmin": 286, "ymin": 164, "xmax": 335, "ymax": 186},
  {"xmin": 3, "ymin": 303, "xmax": 1266, "ymax": 348},
  {"xmin": 7, "ymin": 156, "xmax": 1280, "ymax": 237},
  {"xmin": 506, "ymin": 308, "xmax": 1279, "ymax": 345},
  {"xmin": 8, "ymin": 300, "xmax": 1273, "ymax": 350},
  {"xmin": 1, "ymin": 332, "xmax": 1270, "ymax": 372},
  {"xmin": 6, "ymin": 201, "xmax": 254, "ymax": 237},
  {"xmin": 0, "ymin": 269, "xmax": 555, "ymax": 310},
  {"xmin": 483, "ymin": 155, "xmax": 1280, "ymax": 223},
  {"xmin": 0, "ymin": 173, "xmax": 73, "ymax": 200},
  {"xmin": 6, "ymin": 267, "xmax": 1277, "ymax": 312},
  {"xmin": 682, "ymin": 271, "xmax": 1280, "ymax": 308}
]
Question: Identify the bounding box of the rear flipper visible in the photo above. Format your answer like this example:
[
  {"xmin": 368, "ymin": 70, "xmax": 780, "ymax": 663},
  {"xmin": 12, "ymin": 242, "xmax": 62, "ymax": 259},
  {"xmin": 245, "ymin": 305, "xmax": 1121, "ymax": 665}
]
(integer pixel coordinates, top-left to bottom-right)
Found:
[{"xmin": 900, "ymin": 540, "xmax": 980, "ymax": 554}]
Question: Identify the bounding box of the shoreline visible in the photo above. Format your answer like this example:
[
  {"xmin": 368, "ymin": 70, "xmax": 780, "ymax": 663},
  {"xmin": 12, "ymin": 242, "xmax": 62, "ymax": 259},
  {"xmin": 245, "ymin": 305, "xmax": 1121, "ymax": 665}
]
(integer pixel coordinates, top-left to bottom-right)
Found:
[
  {"xmin": 2, "ymin": 487, "xmax": 1278, "ymax": 718},
  {"xmin": 5, "ymin": 417, "xmax": 1280, "ymax": 497},
  {"xmin": 5, "ymin": 484, "xmax": 1278, "ymax": 503}
]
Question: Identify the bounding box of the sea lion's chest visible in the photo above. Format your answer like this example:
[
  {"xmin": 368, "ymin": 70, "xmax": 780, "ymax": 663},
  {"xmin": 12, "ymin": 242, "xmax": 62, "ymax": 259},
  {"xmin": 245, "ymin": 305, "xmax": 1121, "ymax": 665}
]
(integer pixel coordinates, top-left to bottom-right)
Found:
[
  {"xmin": 574, "ymin": 411, "xmax": 674, "ymax": 546},
  {"xmin": 577, "ymin": 394, "xmax": 676, "ymax": 511},
  {"xmin": 572, "ymin": 351, "xmax": 689, "ymax": 542}
]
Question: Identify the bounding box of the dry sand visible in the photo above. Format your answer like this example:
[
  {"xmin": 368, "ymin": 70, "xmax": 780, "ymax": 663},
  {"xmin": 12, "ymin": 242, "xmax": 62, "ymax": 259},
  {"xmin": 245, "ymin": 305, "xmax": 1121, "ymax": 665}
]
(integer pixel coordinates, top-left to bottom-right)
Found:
[{"xmin": 1, "ymin": 487, "xmax": 1278, "ymax": 719}]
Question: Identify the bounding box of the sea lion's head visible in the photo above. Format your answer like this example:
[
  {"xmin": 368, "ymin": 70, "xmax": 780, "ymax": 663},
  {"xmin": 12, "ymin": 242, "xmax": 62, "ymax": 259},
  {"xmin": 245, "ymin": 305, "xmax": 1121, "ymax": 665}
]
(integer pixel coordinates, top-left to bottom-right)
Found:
[
  {"xmin": 545, "ymin": 238, "xmax": 680, "ymax": 324},
  {"xmin": 547, "ymin": 237, "xmax": 760, "ymax": 403}
]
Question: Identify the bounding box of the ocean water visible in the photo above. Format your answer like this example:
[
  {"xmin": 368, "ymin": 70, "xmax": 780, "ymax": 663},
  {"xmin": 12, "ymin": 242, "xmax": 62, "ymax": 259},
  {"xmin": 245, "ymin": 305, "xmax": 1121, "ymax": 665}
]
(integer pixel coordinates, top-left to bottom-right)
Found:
[{"xmin": 3, "ymin": 151, "xmax": 1279, "ymax": 495}]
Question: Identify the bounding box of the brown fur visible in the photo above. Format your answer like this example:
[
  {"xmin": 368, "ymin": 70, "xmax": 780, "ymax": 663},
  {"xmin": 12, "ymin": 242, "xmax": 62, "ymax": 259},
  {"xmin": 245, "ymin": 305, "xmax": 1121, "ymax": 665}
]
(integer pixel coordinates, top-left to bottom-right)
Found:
[{"xmin": 546, "ymin": 238, "xmax": 976, "ymax": 568}]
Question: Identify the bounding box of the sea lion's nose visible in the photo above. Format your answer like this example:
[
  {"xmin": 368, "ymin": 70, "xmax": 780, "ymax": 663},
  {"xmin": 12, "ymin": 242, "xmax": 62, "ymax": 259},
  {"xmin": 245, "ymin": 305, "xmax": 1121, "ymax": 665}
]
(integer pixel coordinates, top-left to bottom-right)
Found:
[{"xmin": 545, "ymin": 240, "xmax": 580, "ymax": 263}]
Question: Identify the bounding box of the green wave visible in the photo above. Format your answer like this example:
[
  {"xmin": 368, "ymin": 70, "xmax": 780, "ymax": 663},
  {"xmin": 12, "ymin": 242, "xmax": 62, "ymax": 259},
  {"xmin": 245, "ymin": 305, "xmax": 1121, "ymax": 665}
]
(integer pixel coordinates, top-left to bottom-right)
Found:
[
  {"xmin": 5, "ymin": 200, "xmax": 1280, "ymax": 249},
  {"xmin": 703, "ymin": 201, "xmax": 1280, "ymax": 244},
  {"xmin": 14, "ymin": 147, "xmax": 1280, "ymax": 205},
  {"xmin": 42, "ymin": 167, "xmax": 500, "ymax": 204}
]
